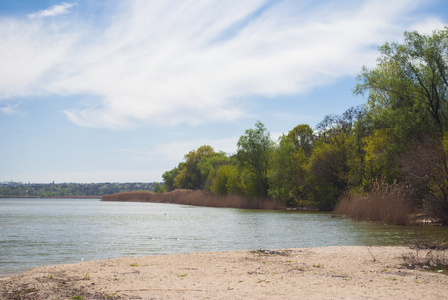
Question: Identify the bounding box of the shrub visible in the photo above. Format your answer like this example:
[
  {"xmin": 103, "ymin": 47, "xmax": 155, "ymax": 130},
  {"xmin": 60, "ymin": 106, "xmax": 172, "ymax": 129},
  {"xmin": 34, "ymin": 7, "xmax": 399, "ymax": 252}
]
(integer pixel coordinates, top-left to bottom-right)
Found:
[{"xmin": 332, "ymin": 179, "xmax": 414, "ymax": 225}]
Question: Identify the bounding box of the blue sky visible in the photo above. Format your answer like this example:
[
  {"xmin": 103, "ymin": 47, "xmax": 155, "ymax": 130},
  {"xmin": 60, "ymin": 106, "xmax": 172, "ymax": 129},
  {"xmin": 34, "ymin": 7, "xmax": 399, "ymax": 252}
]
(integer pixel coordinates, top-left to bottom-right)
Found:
[{"xmin": 1, "ymin": 0, "xmax": 447, "ymax": 183}]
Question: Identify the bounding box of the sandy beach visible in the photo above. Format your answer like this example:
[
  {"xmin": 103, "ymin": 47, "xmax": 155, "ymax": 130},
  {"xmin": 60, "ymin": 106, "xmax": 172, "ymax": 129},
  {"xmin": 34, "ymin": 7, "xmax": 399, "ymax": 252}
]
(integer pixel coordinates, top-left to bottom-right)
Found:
[{"xmin": 1, "ymin": 246, "xmax": 447, "ymax": 299}]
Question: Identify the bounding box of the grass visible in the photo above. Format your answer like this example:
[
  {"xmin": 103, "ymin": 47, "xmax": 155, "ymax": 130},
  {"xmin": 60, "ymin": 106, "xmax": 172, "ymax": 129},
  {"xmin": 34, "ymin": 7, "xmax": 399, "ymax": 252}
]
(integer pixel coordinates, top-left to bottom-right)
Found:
[
  {"xmin": 83, "ymin": 270, "xmax": 90, "ymax": 280},
  {"xmin": 102, "ymin": 189, "xmax": 286, "ymax": 210},
  {"xmin": 332, "ymin": 179, "xmax": 413, "ymax": 225}
]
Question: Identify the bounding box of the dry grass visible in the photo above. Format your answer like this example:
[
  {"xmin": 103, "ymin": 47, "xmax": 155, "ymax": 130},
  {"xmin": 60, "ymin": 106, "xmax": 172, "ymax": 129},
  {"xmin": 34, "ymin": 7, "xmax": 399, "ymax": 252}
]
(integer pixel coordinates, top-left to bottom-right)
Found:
[
  {"xmin": 403, "ymin": 238, "xmax": 448, "ymax": 274},
  {"xmin": 102, "ymin": 190, "xmax": 286, "ymax": 210},
  {"xmin": 332, "ymin": 179, "xmax": 414, "ymax": 225}
]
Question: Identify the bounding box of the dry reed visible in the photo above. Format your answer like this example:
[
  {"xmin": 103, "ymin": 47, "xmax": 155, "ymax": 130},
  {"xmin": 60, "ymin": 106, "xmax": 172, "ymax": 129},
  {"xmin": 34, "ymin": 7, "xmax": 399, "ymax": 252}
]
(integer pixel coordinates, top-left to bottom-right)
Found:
[
  {"xmin": 102, "ymin": 190, "xmax": 286, "ymax": 210},
  {"xmin": 403, "ymin": 238, "xmax": 448, "ymax": 274},
  {"xmin": 332, "ymin": 179, "xmax": 414, "ymax": 225}
]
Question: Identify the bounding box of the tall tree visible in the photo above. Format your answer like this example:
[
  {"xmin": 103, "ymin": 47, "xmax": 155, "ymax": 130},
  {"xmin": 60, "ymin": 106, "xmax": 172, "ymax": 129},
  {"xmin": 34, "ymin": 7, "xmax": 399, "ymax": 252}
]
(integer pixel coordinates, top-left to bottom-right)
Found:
[
  {"xmin": 307, "ymin": 134, "xmax": 350, "ymax": 210},
  {"xmin": 286, "ymin": 124, "xmax": 314, "ymax": 155},
  {"xmin": 174, "ymin": 145, "xmax": 215, "ymax": 190},
  {"xmin": 236, "ymin": 121, "xmax": 274, "ymax": 197},
  {"xmin": 197, "ymin": 151, "xmax": 230, "ymax": 190},
  {"xmin": 355, "ymin": 28, "xmax": 448, "ymax": 222},
  {"xmin": 162, "ymin": 166, "xmax": 179, "ymax": 191},
  {"xmin": 355, "ymin": 28, "xmax": 448, "ymax": 140},
  {"xmin": 268, "ymin": 135, "xmax": 309, "ymax": 206}
]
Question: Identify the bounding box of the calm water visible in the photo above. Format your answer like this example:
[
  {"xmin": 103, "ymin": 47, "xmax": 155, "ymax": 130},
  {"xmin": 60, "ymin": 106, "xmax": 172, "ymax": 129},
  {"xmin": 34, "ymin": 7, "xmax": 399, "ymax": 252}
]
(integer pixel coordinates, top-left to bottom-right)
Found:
[{"xmin": 1, "ymin": 198, "xmax": 448, "ymax": 276}]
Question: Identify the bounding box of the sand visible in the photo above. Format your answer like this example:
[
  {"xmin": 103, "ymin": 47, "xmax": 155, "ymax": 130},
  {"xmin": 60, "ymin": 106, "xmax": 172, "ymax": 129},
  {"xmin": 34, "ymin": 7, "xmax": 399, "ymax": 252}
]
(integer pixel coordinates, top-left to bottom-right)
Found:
[{"xmin": 1, "ymin": 246, "xmax": 447, "ymax": 299}]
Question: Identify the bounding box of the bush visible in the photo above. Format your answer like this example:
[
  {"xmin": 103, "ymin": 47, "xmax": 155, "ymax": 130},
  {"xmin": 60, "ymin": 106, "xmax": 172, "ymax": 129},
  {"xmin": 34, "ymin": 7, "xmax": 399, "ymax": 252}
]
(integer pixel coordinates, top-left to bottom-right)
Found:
[{"xmin": 332, "ymin": 179, "xmax": 414, "ymax": 225}]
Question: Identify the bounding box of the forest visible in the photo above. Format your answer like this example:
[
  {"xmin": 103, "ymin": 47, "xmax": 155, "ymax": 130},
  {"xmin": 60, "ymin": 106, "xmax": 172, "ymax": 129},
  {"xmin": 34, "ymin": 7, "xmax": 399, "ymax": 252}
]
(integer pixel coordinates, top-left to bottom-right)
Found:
[{"xmin": 162, "ymin": 29, "xmax": 448, "ymax": 224}]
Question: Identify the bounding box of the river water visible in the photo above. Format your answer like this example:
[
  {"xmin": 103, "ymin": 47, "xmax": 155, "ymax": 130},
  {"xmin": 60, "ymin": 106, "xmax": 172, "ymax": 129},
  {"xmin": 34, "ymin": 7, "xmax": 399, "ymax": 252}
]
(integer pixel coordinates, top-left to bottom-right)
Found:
[{"xmin": 1, "ymin": 198, "xmax": 448, "ymax": 276}]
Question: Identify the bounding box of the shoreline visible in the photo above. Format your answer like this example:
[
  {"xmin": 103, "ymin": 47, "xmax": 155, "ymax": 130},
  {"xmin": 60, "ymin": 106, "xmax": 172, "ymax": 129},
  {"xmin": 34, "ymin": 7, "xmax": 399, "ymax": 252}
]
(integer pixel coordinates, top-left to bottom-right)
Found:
[
  {"xmin": 2, "ymin": 196, "xmax": 102, "ymax": 199},
  {"xmin": 1, "ymin": 246, "xmax": 448, "ymax": 299},
  {"xmin": 102, "ymin": 190, "xmax": 288, "ymax": 210}
]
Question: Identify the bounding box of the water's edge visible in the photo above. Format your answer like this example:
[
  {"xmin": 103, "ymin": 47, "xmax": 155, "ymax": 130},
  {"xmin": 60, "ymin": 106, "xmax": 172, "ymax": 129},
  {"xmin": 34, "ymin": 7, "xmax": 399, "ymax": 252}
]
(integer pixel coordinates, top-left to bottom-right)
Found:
[{"xmin": 1, "ymin": 198, "xmax": 447, "ymax": 276}]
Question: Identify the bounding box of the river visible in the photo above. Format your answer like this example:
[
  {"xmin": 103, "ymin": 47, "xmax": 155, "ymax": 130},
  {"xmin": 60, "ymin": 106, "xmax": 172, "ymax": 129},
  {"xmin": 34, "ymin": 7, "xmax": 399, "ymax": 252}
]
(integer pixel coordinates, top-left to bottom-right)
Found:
[{"xmin": 1, "ymin": 198, "xmax": 447, "ymax": 276}]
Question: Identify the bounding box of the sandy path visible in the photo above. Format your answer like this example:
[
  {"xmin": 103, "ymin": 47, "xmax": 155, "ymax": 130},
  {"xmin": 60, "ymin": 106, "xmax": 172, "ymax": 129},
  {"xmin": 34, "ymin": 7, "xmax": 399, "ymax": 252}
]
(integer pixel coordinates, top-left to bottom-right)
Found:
[{"xmin": 1, "ymin": 246, "xmax": 447, "ymax": 299}]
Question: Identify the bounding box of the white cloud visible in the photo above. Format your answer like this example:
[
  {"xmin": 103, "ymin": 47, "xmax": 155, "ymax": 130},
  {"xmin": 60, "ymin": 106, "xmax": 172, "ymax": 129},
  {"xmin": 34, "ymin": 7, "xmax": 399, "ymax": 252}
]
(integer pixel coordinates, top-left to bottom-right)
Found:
[
  {"xmin": 0, "ymin": 104, "xmax": 18, "ymax": 115},
  {"xmin": 0, "ymin": 0, "xmax": 445, "ymax": 128},
  {"xmin": 28, "ymin": 3, "xmax": 77, "ymax": 19},
  {"xmin": 0, "ymin": 102, "xmax": 28, "ymax": 116},
  {"xmin": 410, "ymin": 18, "xmax": 447, "ymax": 34}
]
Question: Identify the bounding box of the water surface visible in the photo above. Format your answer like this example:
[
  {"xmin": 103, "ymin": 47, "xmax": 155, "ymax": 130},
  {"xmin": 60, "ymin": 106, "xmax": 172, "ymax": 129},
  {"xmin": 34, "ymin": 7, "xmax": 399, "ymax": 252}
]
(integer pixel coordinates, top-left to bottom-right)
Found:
[{"xmin": 1, "ymin": 198, "xmax": 447, "ymax": 276}]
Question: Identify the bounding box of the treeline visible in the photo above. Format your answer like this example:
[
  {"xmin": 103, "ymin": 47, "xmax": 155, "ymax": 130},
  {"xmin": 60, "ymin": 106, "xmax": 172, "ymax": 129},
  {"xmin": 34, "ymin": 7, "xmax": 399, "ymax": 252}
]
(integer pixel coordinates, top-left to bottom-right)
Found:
[
  {"xmin": 0, "ymin": 182, "xmax": 156, "ymax": 198},
  {"xmin": 163, "ymin": 29, "xmax": 448, "ymax": 223}
]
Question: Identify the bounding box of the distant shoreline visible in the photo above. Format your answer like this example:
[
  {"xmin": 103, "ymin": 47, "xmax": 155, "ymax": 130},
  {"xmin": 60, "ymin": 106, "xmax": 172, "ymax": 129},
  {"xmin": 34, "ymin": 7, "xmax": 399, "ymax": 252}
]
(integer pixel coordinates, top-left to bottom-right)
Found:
[{"xmin": 1, "ymin": 196, "xmax": 102, "ymax": 199}]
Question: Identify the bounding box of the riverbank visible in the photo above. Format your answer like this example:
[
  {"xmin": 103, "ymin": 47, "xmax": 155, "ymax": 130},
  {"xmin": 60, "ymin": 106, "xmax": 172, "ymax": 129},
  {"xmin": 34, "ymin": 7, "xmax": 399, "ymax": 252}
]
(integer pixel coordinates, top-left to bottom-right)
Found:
[
  {"xmin": 1, "ymin": 246, "xmax": 447, "ymax": 299},
  {"xmin": 3, "ymin": 195, "xmax": 102, "ymax": 199},
  {"xmin": 102, "ymin": 189, "xmax": 286, "ymax": 210}
]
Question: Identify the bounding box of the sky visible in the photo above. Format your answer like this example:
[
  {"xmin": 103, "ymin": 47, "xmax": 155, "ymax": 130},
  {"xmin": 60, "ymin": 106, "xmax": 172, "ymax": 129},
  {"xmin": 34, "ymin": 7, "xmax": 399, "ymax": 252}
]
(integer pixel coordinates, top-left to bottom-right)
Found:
[{"xmin": 1, "ymin": 0, "xmax": 447, "ymax": 184}]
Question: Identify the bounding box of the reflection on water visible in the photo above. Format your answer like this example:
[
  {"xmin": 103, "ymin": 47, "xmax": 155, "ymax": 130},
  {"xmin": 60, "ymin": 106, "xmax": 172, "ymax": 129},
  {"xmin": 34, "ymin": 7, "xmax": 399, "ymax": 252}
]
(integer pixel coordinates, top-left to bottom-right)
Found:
[{"xmin": 1, "ymin": 198, "xmax": 447, "ymax": 276}]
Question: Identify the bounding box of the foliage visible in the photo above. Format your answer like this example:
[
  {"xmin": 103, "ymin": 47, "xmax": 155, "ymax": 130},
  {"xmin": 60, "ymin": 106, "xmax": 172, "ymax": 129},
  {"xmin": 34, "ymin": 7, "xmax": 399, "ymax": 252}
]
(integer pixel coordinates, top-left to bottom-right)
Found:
[
  {"xmin": 355, "ymin": 28, "xmax": 448, "ymax": 221},
  {"xmin": 362, "ymin": 128, "xmax": 398, "ymax": 186},
  {"xmin": 356, "ymin": 29, "xmax": 448, "ymax": 138},
  {"xmin": 210, "ymin": 164, "xmax": 242, "ymax": 195},
  {"xmin": 268, "ymin": 136, "xmax": 309, "ymax": 206},
  {"xmin": 162, "ymin": 167, "xmax": 178, "ymax": 192},
  {"xmin": 173, "ymin": 145, "xmax": 216, "ymax": 190},
  {"xmin": 286, "ymin": 124, "xmax": 314, "ymax": 155},
  {"xmin": 197, "ymin": 151, "xmax": 231, "ymax": 191},
  {"xmin": 236, "ymin": 121, "xmax": 274, "ymax": 197},
  {"xmin": 306, "ymin": 138, "xmax": 347, "ymax": 210},
  {"xmin": 152, "ymin": 182, "xmax": 166, "ymax": 193}
]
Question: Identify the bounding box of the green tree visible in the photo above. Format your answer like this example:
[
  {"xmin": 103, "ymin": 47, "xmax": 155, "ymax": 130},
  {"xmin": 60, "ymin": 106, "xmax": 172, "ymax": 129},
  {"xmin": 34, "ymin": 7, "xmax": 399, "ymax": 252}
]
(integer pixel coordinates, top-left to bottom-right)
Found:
[
  {"xmin": 286, "ymin": 124, "xmax": 314, "ymax": 155},
  {"xmin": 268, "ymin": 136, "xmax": 309, "ymax": 206},
  {"xmin": 162, "ymin": 167, "xmax": 179, "ymax": 191},
  {"xmin": 210, "ymin": 164, "xmax": 242, "ymax": 195},
  {"xmin": 152, "ymin": 182, "xmax": 166, "ymax": 193},
  {"xmin": 307, "ymin": 134, "xmax": 350, "ymax": 210},
  {"xmin": 236, "ymin": 121, "xmax": 274, "ymax": 197},
  {"xmin": 355, "ymin": 28, "xmax": 448, "ymax": 141},
  {"xmin": 174, "ymin": 145, "xmax": 216, "ymax": 190},
  {"xmin": 197, "ymin": 151, "xmax": 230, "ymax": 190},
  {"xmin": 355, "ymin": 28, "xmax": 448, "ymax": 221}
]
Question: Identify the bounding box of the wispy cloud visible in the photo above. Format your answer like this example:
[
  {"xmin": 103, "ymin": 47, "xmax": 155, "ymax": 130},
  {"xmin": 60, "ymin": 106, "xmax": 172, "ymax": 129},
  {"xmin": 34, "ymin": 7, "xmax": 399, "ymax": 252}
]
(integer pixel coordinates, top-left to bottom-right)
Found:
[
  {"xmin": 0, "ymin": 0, "xmax": 444, "ymax": 128},
  {"xmin": 0, "ymin": 103, "xmax": 25, "ymax": 116},
  {"xmin": 28, "ymin": 2, "xmax": 77, "ymax": 19}
]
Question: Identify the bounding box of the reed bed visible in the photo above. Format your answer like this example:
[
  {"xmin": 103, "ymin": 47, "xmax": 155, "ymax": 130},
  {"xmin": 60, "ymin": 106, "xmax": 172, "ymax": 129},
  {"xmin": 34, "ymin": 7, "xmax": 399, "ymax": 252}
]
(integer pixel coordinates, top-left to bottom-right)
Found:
[
  {"xmin": 102, "ymin": 189, "xmax": 286, "ymax": 210},
  {"xmin": 332, "ymin": 180, "xmax": 414, "ymax": 225}
]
